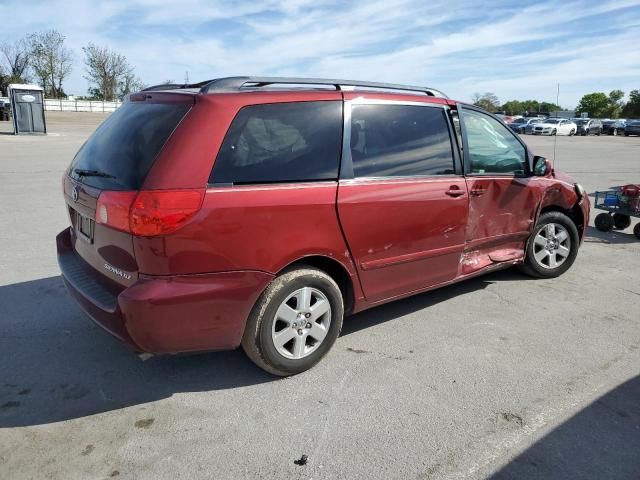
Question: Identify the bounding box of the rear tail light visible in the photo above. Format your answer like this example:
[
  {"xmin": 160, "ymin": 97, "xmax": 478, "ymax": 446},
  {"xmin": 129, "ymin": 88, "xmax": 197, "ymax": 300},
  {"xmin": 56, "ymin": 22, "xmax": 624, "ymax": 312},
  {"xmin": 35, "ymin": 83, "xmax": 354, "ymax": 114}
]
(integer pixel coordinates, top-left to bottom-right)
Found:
[{"xmin": 96, "ymin": 189, "xmax": 204, "ymax": 236}]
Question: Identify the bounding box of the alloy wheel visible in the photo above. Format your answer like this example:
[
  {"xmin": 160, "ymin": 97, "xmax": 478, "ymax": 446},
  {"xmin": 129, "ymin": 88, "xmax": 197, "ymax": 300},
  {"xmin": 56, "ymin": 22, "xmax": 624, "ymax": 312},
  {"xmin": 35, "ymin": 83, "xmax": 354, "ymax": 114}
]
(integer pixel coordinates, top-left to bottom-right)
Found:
[
  {"xmin": 271, "ymin": 287, "xmax": 331, "ymax": 359},
  {"xmin": 532, "ymin": 223, "xmax": 571, "ymax": 269}
]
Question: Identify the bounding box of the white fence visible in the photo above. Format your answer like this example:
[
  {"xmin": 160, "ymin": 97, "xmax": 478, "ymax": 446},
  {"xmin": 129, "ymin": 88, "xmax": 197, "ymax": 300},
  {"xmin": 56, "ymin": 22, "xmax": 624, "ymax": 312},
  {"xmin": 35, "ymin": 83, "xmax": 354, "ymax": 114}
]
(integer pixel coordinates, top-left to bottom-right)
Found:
[{"xmin": 0, "ymin": 97, "xmax": 122, "ymax": 113}]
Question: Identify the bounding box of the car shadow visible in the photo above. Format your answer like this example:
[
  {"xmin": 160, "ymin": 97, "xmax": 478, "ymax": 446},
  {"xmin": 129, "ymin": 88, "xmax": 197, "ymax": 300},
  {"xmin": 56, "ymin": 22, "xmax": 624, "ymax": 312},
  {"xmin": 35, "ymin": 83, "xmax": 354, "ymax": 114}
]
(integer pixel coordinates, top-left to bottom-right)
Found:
[
  {"xmin": 583, "ymin": 225, "xmax": 639, "ymax": 245},
  {"xmin": 489, "ymin": 374, "xmax": 640, "ymax": 479},
  {"xmin": 0, "ymin": 275, "xmax": 274, "ymax": 428},
  {"xmin": 0, "ymin": 269, "xmax": 522, "ymax": 428},
  {"xmin": 341, "ymin": 269, "xmax": 520, "ymax": 336}
]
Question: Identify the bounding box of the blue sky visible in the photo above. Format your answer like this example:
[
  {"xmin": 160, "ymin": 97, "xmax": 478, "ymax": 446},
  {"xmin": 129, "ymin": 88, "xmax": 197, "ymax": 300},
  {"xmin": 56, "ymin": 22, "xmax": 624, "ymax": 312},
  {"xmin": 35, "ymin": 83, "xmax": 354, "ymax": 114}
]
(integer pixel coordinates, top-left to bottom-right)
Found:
[{"xmin": 2, "ymin": 0, "xmax": 640, "ymax": 107}]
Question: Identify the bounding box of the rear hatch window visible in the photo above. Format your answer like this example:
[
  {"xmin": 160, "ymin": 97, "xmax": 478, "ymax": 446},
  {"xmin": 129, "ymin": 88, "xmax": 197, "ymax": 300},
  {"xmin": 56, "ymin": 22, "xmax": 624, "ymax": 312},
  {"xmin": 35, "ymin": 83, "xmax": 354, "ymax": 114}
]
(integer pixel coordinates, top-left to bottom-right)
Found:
[{"xmin": 69, "ymin": 101, "xmax": 191, "ymax": 190}]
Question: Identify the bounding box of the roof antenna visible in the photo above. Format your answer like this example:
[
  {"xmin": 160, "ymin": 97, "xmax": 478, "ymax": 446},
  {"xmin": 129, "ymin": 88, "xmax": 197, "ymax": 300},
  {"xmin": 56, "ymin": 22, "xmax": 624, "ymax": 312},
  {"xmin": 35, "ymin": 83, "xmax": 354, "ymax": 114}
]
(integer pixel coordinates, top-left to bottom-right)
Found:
[{"xmin": 553, "ymin": 82, "xmax": 560, "ymax": 171}]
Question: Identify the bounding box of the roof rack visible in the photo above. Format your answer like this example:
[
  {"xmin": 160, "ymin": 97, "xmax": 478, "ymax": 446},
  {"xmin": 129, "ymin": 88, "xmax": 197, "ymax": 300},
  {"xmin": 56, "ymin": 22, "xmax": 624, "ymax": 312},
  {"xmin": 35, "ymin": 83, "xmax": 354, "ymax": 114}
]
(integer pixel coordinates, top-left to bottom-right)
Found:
[{"xmin": 197, "ymin": 76, "xmax": 448, "ymax": 98}]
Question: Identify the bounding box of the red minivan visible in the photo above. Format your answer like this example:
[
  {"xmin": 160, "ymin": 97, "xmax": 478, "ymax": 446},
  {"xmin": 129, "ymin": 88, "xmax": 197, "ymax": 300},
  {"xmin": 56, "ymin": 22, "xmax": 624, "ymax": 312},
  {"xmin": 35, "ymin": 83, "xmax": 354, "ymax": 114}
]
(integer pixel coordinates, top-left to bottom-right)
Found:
[{"xmin": 57, "ymin": 77, "xmax": 590, "ymax": 375}]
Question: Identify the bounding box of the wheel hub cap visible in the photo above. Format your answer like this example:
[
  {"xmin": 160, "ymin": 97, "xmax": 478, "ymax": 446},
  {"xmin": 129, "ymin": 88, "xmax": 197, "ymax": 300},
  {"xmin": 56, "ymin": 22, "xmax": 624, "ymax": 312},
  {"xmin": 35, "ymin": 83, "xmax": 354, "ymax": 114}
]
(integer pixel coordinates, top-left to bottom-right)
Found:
[
  {"xmin": 533, "ymin": 223, "xmax": 571, "ymax": 269},
  {"xmin": 271, "ymin": 287, "xmax": 331, "ymax": 360}
]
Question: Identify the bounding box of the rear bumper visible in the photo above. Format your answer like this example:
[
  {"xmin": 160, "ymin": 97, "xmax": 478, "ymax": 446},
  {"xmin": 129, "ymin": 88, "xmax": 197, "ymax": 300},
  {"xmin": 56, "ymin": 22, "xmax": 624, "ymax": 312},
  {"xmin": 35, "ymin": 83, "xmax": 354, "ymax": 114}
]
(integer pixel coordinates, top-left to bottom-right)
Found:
[{"xmin": 57, "ymin": 227, "xmax": 273, "ymax": 353}]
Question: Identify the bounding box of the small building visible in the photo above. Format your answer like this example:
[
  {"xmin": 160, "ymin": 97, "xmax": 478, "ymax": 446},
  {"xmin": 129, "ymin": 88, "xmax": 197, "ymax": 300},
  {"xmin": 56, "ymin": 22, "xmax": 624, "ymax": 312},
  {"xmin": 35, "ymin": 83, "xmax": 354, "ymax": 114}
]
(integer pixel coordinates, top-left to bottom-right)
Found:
[{"xmin": 8, "ymin": 84, "xmax": 46, "ymax": 135}]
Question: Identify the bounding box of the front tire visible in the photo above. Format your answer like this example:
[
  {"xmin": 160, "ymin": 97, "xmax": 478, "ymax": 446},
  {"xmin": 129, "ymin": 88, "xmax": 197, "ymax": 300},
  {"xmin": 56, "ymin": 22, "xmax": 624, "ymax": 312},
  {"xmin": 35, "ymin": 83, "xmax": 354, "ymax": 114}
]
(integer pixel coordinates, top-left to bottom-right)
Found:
[
  {"xmin": 634, "ymin": 223, "xmax": 640, "ymax": 240},
  {"xmin": 552, "ymin": 129, "xmax": 557, "ymax": 136},
  {"xmin": 519, "ymin": 212, "xmax": 579, "ymax": 278},
  {"xmin": 569, "ymin": 129, "xmax": 575, "ymax": 136},
  {"xmin": 241, "ymin": 266, "xmax": 344, "ymax": 376}
]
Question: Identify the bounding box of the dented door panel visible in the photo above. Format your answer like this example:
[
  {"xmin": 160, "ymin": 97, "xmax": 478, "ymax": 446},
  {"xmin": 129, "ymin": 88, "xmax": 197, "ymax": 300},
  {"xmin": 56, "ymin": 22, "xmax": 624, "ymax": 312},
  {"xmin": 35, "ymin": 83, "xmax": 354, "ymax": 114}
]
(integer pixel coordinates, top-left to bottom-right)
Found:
[{"xmin": 337, "ymin": 177, "xmax": 468, "ymax": 303}]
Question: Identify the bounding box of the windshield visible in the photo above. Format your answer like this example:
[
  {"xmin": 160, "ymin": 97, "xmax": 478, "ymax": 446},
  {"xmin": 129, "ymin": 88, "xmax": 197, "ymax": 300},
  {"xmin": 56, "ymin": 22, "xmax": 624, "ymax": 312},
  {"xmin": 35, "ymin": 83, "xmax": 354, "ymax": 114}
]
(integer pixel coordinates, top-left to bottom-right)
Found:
[
  {"xmin": 511, "ymin": 118, "xmax": 526, "ymax": 124},
  {"xmin": 575, "ymin": 120, "xmax": 588, "ymax": 125},
  {"xmin": 544, "ymin": 119, "xmax": 561, "ymax": 124},
  {"xmin": 70, "ymin": 101, "xmax": 190, "ymax": 190}
]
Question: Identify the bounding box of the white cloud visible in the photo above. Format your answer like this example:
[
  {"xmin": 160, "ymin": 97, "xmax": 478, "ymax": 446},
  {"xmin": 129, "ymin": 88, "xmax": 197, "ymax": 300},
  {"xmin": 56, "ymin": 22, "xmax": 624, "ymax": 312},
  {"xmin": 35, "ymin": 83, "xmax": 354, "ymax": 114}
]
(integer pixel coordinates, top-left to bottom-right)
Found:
[{"xmin": 1, "ymin": 0, "xmax": 639, "ymax": 107}]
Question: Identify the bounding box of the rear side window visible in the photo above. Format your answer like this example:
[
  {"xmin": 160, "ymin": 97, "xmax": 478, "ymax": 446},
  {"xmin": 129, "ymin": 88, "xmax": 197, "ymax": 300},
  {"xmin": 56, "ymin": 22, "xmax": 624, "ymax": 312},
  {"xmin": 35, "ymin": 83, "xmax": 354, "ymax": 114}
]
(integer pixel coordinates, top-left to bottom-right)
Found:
[
  {"xmin": 350, "ymin": 104, "xmax": 455, "ymax": 178},
  {"xmin": 70, "ymin": 102, "xmax": 190, "ymax": 190},
  {"xmin": 210, "ymin": 101, "xmax": 342, "ymax": 185}
]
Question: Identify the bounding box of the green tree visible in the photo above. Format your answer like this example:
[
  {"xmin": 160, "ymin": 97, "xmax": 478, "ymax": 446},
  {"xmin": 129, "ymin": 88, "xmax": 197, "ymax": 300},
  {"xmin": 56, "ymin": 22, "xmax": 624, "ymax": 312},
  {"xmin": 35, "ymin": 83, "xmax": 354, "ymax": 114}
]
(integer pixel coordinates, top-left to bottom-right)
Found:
[
  {"xmin": 576, "ymin": 92, "xmax": 609, "ymax": 117},
  {"xmin": 472, "ymin": 92, "xmax": 500, "ymax": 112},
  {"xmin": 621, "ymin": 90, "xmax": 640, "ymax": 118},
  {"xmin": 501, "ymin": 100, "xmax": 523, "ymax": 115},
  {"xmin": 606, "ymin": 89, "xmax": 625, "ymax": 118},
  {"xmin": 519, "ymin": 100, "xmax": 540, "ymax": 114},
  {"xmin": 499, "ymin": 99, "xmax": 561, "ymax": 115},
  {"xmin": 539, "ymin": 102, "xmax": 562, "ymax": 114}
]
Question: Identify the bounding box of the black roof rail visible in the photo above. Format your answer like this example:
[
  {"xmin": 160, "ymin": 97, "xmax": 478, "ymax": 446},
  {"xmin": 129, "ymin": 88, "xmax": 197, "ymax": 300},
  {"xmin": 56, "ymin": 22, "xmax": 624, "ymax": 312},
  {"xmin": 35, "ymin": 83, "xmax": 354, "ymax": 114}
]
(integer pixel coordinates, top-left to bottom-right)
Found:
[{"xmin": 198, "ymin": 76, "xmax": 448, "ymax": 98}]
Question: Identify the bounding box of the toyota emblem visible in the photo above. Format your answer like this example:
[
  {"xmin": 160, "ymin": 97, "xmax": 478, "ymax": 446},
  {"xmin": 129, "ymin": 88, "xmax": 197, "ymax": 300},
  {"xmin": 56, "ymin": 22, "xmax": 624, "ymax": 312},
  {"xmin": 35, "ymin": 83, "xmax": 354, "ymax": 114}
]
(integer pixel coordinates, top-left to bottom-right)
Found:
[{"xmin": 72, "ymin": 185, "xmax": 79, "ymax": 202}]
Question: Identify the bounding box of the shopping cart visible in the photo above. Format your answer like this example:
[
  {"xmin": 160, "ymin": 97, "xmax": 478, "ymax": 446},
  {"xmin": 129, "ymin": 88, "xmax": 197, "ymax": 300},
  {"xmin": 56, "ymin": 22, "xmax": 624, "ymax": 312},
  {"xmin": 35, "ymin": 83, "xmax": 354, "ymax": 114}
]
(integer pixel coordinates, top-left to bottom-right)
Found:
[{"xmin": 593, "ymin": 184, "xmax": 640, "ymax": 239}]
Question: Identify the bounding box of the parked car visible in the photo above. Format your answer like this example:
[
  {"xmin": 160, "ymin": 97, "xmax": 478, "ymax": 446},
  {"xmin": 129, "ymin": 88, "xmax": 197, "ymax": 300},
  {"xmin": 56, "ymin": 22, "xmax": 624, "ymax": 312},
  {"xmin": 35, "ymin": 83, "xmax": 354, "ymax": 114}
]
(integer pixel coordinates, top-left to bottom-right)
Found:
[
  {"xmin": 624, "ymin": 120, "xmax": 640, "ymax": 136},
  {"xmin": 0, "ymin": 99, "xmax": 11, "ymax": 121},
  {"xmin": 574, "ymin": 118, "xmax": 603, "ymax": 136},
  {"xmin": 532, "ymin": 118, "xmax": 577, "ymax": 136},
  {"xmin": 601, "ymin": 120, "xmax": 626, "ymax": 136},
  {"xmin": 509, "ymin": 117, "xmax": 542, "ymax": 134},
  {"xmin": 57, "ymin": 76, "xmax": 590, "ymax": 376}
]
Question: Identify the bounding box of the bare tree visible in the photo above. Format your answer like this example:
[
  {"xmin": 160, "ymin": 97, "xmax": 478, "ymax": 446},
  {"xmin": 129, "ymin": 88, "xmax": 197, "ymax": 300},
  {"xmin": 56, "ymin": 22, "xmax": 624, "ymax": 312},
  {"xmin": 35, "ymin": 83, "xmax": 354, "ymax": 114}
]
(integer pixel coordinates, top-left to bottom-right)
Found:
[
  {"xmin": 0, "ymin": 37, "xmax": 32, "ymax": 84},
  {"xmin": 28, "ymin": 30, "xmax": 72, "ymax": 98},
  {"xmin": 472, "ymin": 92, "xmax": 500, "ymax": 112},
  {"xmin": 82, "ymin": 43, "xmax": 134, "ymax": 100},
  {"xmin": 118, "ymin": 71, "xmax": 146, "ymax": 98}
]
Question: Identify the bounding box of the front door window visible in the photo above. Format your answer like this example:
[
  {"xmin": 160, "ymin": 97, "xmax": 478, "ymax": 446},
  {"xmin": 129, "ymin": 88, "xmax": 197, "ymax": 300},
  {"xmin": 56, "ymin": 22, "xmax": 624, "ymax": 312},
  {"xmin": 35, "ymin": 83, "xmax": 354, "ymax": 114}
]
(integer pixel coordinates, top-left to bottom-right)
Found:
[{"xmin": 461, "ymin": 109, "xmax": 527, "ymax": 175}]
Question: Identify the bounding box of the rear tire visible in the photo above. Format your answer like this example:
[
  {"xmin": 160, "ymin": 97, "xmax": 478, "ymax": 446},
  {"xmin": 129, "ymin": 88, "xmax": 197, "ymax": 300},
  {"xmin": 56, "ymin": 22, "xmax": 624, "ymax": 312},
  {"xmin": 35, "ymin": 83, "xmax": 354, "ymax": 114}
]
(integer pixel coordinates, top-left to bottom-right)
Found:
[
  {"xmin": 595, "ymin": 213, "xmax": 614, "ymax": 232},
  {"xmin": 634, "ymin": 223, "xmax": 640, "ymax": 240},
  {"xmin": 519, "ymin": 211, "xmax": 579, "ymax": 278},
  {"xmin": 241, "ymin": 266, "xmax": 344, "ymax": 376},
  {"xmin": 569, "ymin": 129, "xmax": 575, "ymax": 136},
  {"xmin": 613, "ymin": 213, "xmax": 631, "ymax": 230}
]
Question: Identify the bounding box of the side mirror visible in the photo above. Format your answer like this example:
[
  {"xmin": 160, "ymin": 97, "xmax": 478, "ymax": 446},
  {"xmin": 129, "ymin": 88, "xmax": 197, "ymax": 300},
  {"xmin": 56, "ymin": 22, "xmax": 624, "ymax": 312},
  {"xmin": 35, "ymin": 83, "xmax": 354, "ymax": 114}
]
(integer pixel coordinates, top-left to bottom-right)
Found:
[{"xmin": 533, "ymin": 156, "xmax": 553, "ymax": 177}]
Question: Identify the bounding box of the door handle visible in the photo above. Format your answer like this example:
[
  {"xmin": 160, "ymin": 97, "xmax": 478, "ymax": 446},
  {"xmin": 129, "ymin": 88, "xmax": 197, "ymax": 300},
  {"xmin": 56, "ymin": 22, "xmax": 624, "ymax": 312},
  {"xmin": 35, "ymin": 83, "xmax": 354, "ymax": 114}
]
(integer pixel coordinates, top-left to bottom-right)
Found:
[
  {"xmin": 470, "ymin": 188, "xmax": 487, "ymax": 196},
  {"xmin": 445, "ymin": 187, "xmax": 466, "ymax": 197}
]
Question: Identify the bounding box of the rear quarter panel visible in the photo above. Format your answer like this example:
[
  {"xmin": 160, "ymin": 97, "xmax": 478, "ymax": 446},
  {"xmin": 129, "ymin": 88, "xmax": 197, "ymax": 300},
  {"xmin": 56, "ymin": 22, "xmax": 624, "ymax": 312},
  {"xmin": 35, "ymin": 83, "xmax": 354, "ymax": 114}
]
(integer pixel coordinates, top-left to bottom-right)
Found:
[{"xmin": 133, "ymin": 182, "xmax": 359, "ymax": 278}]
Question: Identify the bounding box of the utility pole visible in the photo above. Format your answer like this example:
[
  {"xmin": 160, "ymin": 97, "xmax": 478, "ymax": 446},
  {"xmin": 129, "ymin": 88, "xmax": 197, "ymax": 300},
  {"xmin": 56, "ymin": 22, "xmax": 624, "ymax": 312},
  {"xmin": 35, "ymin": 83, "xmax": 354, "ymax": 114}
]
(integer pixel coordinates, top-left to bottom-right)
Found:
[{"xmin": 185, "ymin": 71, "xmax": 190, "ymax": 84}]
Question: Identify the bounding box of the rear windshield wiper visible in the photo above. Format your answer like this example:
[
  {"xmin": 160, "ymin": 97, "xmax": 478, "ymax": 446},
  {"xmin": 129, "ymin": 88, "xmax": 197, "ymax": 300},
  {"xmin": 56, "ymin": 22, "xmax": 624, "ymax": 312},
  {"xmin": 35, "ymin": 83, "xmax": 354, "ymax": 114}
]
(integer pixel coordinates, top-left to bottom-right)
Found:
[{"xmin": 73, "ymin": 168, "xmax": 115, "ymax": 179}]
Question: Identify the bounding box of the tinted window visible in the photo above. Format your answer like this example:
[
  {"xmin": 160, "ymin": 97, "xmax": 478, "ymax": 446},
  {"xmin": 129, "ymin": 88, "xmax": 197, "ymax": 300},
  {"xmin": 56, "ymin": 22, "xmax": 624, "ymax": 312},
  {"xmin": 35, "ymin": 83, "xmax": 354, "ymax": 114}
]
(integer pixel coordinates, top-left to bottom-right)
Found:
[
  {"xmin": 70, "ymin": 102, "xmax": 190, "ymax": 190},
  {"xmin": 461, "ymin": 109, "xmax": 527, "ymax": 175},
  {"xmin": 350, "ymin": 104, "xmax": 455, "ymax": 177},
  {"xmin": 210, "ymin": 101, "xmax": 342, "ymax": 185}
]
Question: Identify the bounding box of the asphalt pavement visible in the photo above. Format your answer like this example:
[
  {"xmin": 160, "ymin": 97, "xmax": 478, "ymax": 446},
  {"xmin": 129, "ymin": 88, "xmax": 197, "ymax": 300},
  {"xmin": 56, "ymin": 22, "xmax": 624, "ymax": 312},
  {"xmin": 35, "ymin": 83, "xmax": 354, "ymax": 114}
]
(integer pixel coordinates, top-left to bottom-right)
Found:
[{"xmin": 1, "ymin": 113, "xmax": 639, "ymax": 480}]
